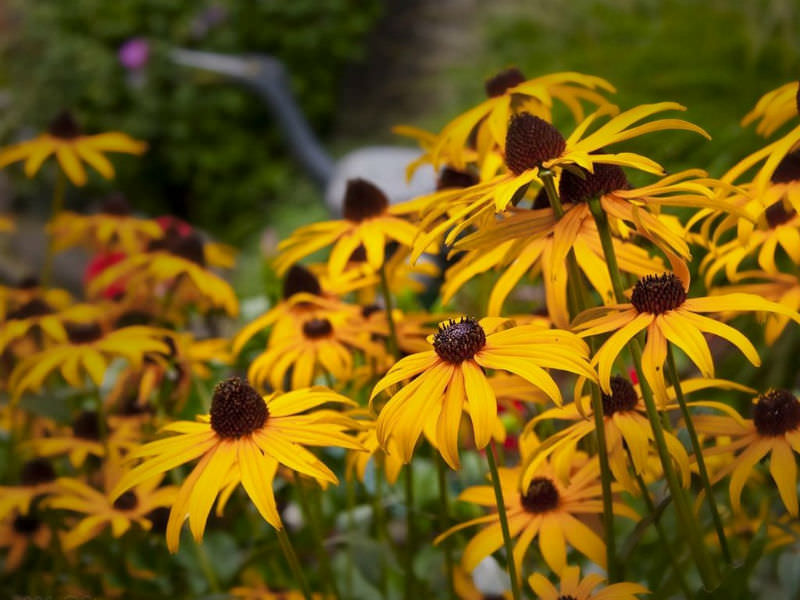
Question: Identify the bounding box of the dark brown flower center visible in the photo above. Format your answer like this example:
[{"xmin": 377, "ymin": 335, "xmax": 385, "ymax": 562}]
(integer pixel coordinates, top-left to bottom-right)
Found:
[
  {"xmin": 630, "ymin": 273, "xmax": 687, "ymax": 314},
  {"xmin": 437, "ymin": 166, "xmax": 479, "ymax": 190},
  {"xmin": 771, "ymin": 150, "xmax": 800, "ymax": 184},
  {"xmin": 601, "ymin": 375, "xmax": 639, "ymax": 415},
  {"xmin": 283, "ymin": 265, "xmax": 322, "ymax": 299},
  {"xmin": 15, "ymin": 276, "xmax": 39, "ymax": 289},
  {"xmin": 72, "ymin": 410, "xmax": 103, "ymax": 440},
  {"xmin": 113, "ymin": 491, "xmax": 139, "ymax": 511},
  {"xmin": 6, "ymin": 298, "xmax": 53, "ymax": 320},
  {"xmin": 361, "ymin": 303, "xmax": 382, "ymax": 319},
  {"xmin": 48, "ymin": 110, "xmax": 81, "ymax": 139},
  {"xmin": 753, "ymin": 389, "xmax": 800, "ymax": 436},
  {"xmin": 343, "ymin": 179, "xmax": 389, "ymax": 222},
  {"xmin": 485, "ymin": 67, "xmax": 526, "ymax": 97},
  {"xmin": 520, "ymin": 477, "xmax": 560, "ymax": 513},
  {"xmin": 172, "ymin": 233, "xmax": 206, "ymax": 266},
  {"xmin": 433, "ymin": 317, "xmax": 486, "ymax": 363},
  {"xmin": 13, "ymin": 514, "xmax": 41, "ymax": 536},
  {"xmin": 302, "ymin": 318, "xmax": 333, "ymax": 340},
  {"xmin": 114, "ymin": 310, "xmax": 154, "ymax": 328},
  {"xmin": 20, "ymin": 458, "xmax": 56, "ymax": 486},
  {"xmin": 65, "ymin": 321, "xmax": 103, "ymax": 344},
  {"xmin": 101, "ymin": 193, "xmax": 132, "ymax": 216},
  {"xmin": 558, "ymin": 164, "xmax": 630, "ymax": 204},
  {"xmin": 504, "ymin": 114, "xmax": 566, "ymax": 175},
  {"xmin": 210, "ymin": 377, "xmax": 268, "ymax": 438},
  {"xmin": 557, "ymin": 596, "xmax": 577, "ymax": 600},
  {"xmin": 764, "ymin": 200, "xmax": 796, "ymax": 228}
]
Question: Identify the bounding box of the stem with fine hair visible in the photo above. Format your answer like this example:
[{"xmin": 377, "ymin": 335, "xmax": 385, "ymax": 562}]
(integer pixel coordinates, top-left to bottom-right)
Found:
[
  {"xmin": 435, "ymin": 455, "xmax": 456, "ymax": 600},
  {"xmin": 276, "ymin": 526, "xmax": 314, "ymax": 600},
  {"xmin": 541, "ymin": 171, "xmax": 618, "ymax": 579},
  {"xmin": 485, "ymin": 442, "xmax": 522, "ymax": 600},
  {"xmin": 588, "ymin": 195, "xmax": 720, "ymax": 588},
  {"xmin": 42, "ymin": 170, "xmax": 66, "ymax": 287},
  {"xmin": 667, "ymin": 345, "xmax": 732, "ymax": 564}
]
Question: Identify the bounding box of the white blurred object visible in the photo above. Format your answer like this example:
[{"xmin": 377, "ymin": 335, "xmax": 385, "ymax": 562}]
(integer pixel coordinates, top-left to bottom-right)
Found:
[{"xmin": 473, "ymin": 556, "xmax": 511, "ymax": 595}]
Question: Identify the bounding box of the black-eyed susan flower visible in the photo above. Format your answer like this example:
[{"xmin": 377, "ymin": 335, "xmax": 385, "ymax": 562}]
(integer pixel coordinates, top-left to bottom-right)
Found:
[
  {"xmin": 0, "ymin": 277, "xmax": 71, "ymax": 322},
  {"xmin": 371, "ymin": 317, "xmax": 595, "ymax": 469},
  {"xmin": 694, "ymin": 389, "xmax": 800, "ymax": 516},
  {"xmin": 0, "ymin": 111, "xmax": 146, "ymax": 186},
  {"xmin": 742, "ymin": 80, "xmax": 799, "ymax": 137},
  {"xmin": 110, "ymin": 377, "xmax": 362, "ymax": 552},
  {"xmin": 48, "ymin": 194, "xmax": 163, "ymax": 254},
  {"xmin": 9, "ymin": 322, "xmax": 170, "ymax": 397},
  {"xmin": 0, "ymin": 459, "xmax": 58, "ymax": 521},
  {"xmin": 275, "ymin": 178, "xmax": 424, "ymax": 276},
  {"xmin": 437, "ymin": 450, "xmax": 636, "ymax": 575},
  {"xmin": 47, "ymin": 472, "xmax": 177, "ymax": 550},
  {"xmin": 573, "ymin": 272, "xmax": 800, "ymax": 404},
  {"xmin": 0, "ymin": 511, "xmax": 52, "ymax": 573},
  {"xmin": 528, "ymin": 565, "xmax": 649, "ymax": 600}
]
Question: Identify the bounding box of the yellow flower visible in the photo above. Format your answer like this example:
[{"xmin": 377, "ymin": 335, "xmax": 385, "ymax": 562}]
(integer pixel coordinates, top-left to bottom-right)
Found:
[
  {"xmin": 436, "ymin": 452, "xmax": 636, "ymax": 575},
  {"xmin": 0, "ymin": 459, "xmax": 58, "ymax": 521},
  {"xmin": 9, "ymin": 322, "xmax": 170, "ymax": 398},
  {"xmin": 742, "ymin": 80, "xmax": 799, "ymax": 136},
  {"xmin": 47, "ymin": 194, "xmax": 163, "ymax": 254},
  {"xmin": 346, "ymin": 415, "xmax": 405, "ymax": 486},
  {"xmin": 111, "ymin": 378, "xmax": 362, "ymax": 552},
  {"xmin": 47, "ymin": 471, "xmax": 177, "ymax": 550},
  {"xmin": 370, "ymin": 317, "xmax": 595, "ymax": 469},
  {"xmin": 429, "ymin": 69, "xmax": 617, "ymax": 170},
  {"xmin": 694, "ymin": 389, "xmax": 800, "ymax": 516},
  {"xmin": 0, "ymin": 278, "xmax": 71, "ymax": 321},
  {"xmin": 529, "ymin": 565, "xmax": 649, "ymax": 600},
  {"xmin": 275, "ymin": 179, "xmax": 424, "ymax": 276},
  {"xmin": 0, "ymin": 511, "xmax": 52, "ymax": 573},
  {"xmin": 574, "ymin": 272, "xmax": 800, "ymax": 404},
  {"xmin": 0, "ymin": 111, "xmax": 146, "ymax": 186}
]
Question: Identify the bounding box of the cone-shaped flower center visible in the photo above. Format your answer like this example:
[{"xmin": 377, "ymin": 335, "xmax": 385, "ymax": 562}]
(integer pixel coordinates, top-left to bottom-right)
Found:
[
  {"xmin": 765, "ymin": 200, "xmax": 796, "ymax": 228},
  {"xmin": 113, "ymin": 490, "xmax": 139, "ymax": 511},
  {"xmin": 630, "ymin": 273, "xmax": 687, "ymax": 314},
  {"xmin": 343, "ymin": 179, "xmax": 389, "ymax": 222},
  {"xmin": 754, "ymin": 389, "xmax": 800, "ymax": 436},
  {"xmin": 559, "ymin": 164, "xmax": 630, "ymax": 204},
  {"xmin": 101, "ymin": 193, "xmax": 132, "ymax": 216},
  {"xmin": 7, "ymin": 298, "xmax": 53, "ymax": 320},
  {"xmin": 302, "ymin": 317, "xmax": 333, "ymax": 340},
  {"xmin": 20, "ymin": 458, "xmax": 56, "ymax": 486},
  {"xmin": 521, "ymin": 477, "xmax": 560, "ymax": 513},
  {"xmin": 283, "ymin": 265, "xmax": 322, "ymax": 299},
  {"xmin": 504, "ymin": 114, "xmax": 566, "ymax": 175},
  {"xmin": 65, "ymin": 322, "xmax": 104, "ymax": 344},
  {"xmin": 210, "ymin": 377, "xmax": 268, "ymax": 438},
  {"xmin": 437, "ymin": 166, "xmax": 479, "ymax": 190},
  {"xmin": 485, "ymin": 67, "xmax": 526, "ymax": 97},
  {"xmin": 13, "ymin": 514, "xmax": 41, "ymax": 536},
  {"xmin": 72, "ymin": 410, "xmax": 102, "ymax": 440},
  {"xmin": 48, "ymin": 110, "xmax": 81, "ymax": 139},
  {"xmin": 771, "ymin": 150, "xmax": 800, "ymax": 184},
  {"xmin": 433, "ymin": 317, "xmax": 486, "ymax": 363},
  {"xmin": 601, "ymin": 375, "xmax": 639, "ymax": 415}
]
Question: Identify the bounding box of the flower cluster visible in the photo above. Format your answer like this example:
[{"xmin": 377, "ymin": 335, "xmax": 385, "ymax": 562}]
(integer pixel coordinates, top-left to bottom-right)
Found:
[{"xmin": 2, "ymin": 71, "xmax": 800, "ymax": 599}]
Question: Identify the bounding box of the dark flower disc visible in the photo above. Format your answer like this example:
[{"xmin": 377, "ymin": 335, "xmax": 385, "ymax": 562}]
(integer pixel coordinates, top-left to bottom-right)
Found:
[
  {"xmin": 343, "ymin": 179, "xmax": 389, "ymax": 222},
  {"xmin": 433, "ymin": 317, "xmax": 486, "ymax": 363},
  {"xmin": 520, "ymin": 477, "xmax": 560, "ymax": 513},
  {"xmin": 601, "ymin": 375, "xmax": 639, "ymax": 415},
  {"xmin": 485, "ymin": 67, "xmax": 526, "ymax": 98},
  {"xmin": 13, "ymin": 514, "xmax": 41, "ymax": 536},
  {"xmin": 753, "ymin": 389, "xmax": 800, "ymax": 437},
  {"xmin": 764, "ymin": 200, "xmax": 796, "ymax": 228},
  {"xmin": 210, "ymin": 377, "xmax": 268, "ymax": 438},
  {"xmin": 558, "ymin": 164, "xmax": 630, "ymax": 204},
  {"xmin": 504, "ymin": 114, "xmax": 566, "ymax": 175},
  {"xmin": 630, "ymin": 273, "xmax": 687, "ymax": 314},
  {"xmin": 771, "ymin": 149, "xmax": 800, "ymax": 184},
  {"xmin": 302, "ymin": 318, "xmax": 333, "ymax": 340},
  {"xmin": 283, "ymin": 265, "xmax": 322, "ymax": 299},
  {"xmin": 437, "ymin": 167, "xmax": 479, "ymax": 190},
  {"xmin": 48, "ymin": 110, "xmax": 81, "ymax": 139},
  {"xmin": 113, "ymin": 491, "xmax": 139, "ymax": 511},
  {"xmin": 65, "ymin": 322, "xmax": 104, "ymax": 344},
  {"xmin": 7, "ymin": 298, "xmax": 53, "ymax": 321},
  {"xmin": 20, "ymin": 458, "xmax": 56, "ymax": 486}
]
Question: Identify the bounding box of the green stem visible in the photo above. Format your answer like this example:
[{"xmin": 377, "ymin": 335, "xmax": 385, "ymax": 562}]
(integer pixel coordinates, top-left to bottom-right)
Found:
[
  {"xmin": 345, "ymin": 476, "xmax": 356, "ymax": 597},
  {"xmin": 193, "ymin": 537, "xmax": 221, "ymax": 593},
  {"xmin": 276, "ymin": 527, "xmax": 314, "ymax": 600},
  {"xmin": 485, "ymin": 442, "xmax": 522, "ymax": 600},
  {"xmin": 435, "ymin": 455, "xmax": 456, "ymax": 600},
  {"xmin": 374, "ymin": 462, "xmax": 389, "ymax": 596},
  {"xmin": 588, "ymin": 197, "xmax": 720, "ymax": 589},
  {"xmin": 296, "ymin": 478, "xmax": 340, "ymax": 599},
  {"xmin": 42, "ymin": 170, "xmax": 66, "ymax": 287},
  {"xmin": 404, "ymin": 462, "xmax": 416, "ymax": 600},
  {"xmin": 379, "ymin": 264, "xmax": 400, "ymax": 358},
  {"xmin": 666, "ymin": 346, "xmax": 732, "ymax": 564}
]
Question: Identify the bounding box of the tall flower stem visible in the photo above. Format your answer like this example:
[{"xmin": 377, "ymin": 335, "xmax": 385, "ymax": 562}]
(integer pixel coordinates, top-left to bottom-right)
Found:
[
  {"xmin": 296, "ymin": 478, "xmax": 341, "ymax": 599},
  {"xmin": 403, "ymin": 463, "xmax": 416, "ymax": 600},
  {"xmin": 42, "ymin": 170, "xmax": 66, "ymax": 287},
  {"xmin": 193, "ymin": 537, "xmax": 221, "ymax": 593},
  {"xmin": 485, "ymin": 442, "xmax": 522, "ymax": 600},
  {"xmin": 276, "ymin": 527, "xmax": 314, "ymax": 600},
  {"xmin": 345, "ymin": 476, "xmax": 357, "ymax": 597},
  {"xmin": 588, "ymin": 195, "xmax": 720, "ymax": 589},
  {"xmin": 374, "ymin": 462, "xmax": 389, "ymax": 596},
  {"xmin": 435, "ymin": 455, "xmax": 456, "ymax": 600},
  {"xmin": 666, "ymin": 346, "xmax": 732, "ymax": 564},
  {"xmin": 542, "ymin": 171, "xmax": 618, "ymax": 580},
  {"xmin": 379, "ymin": 264, "xmax": 399, "ymax": 357}
]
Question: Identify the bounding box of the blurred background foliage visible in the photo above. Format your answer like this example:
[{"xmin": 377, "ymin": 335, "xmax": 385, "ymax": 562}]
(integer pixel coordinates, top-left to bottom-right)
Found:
[{"xmin": 0, "ymin": 0, "xmax": 798, "ymax": 249}]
